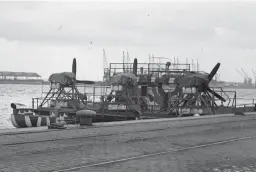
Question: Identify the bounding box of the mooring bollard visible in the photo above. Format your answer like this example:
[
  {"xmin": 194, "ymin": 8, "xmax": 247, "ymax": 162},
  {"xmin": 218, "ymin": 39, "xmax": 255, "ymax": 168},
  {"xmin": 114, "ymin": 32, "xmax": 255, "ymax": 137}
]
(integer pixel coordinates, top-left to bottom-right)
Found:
[{"xmin": 76, "ymin": 110, "xmax": 96, "ymax": 126}]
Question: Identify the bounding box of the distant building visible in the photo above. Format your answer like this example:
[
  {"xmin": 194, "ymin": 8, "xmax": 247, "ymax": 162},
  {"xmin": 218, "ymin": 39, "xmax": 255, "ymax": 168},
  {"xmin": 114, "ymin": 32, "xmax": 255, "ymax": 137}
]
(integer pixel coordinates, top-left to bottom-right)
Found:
[{"xmin": 0, "ymin": 71, "xmax": 41, "ymax": 80}]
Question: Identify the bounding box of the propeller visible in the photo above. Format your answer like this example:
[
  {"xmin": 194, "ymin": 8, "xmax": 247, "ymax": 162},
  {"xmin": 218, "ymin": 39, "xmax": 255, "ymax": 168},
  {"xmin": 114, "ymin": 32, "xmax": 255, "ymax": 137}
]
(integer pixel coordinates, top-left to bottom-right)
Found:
[
  {"xmin": 133, "ymin": 58, "xmax": 138, "ymax": 76},
  {"xmin": 206, "ymin": 63, "xmax": 226, "ymax": 102},
  {"xmin": 72, "ymin": 58, "xmax": 77, "ymax": 77},
  {"xmin": 71, "ymin": 58, "xmax": 95, "ymax": 85},
  {"xmin": 207, "ymin": 87, "xmax": 226, "ymax": 102},
  {"xmin": 208, "ymin": 63, "xmax": 220, "ymax": 81}
]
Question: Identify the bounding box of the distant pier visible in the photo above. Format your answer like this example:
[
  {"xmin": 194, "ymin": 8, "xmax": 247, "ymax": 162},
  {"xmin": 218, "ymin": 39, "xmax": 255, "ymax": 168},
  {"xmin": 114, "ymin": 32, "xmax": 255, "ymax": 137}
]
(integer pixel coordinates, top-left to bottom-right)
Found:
[{"xmin": 0, "ymin": 71, "xmax": 49, "ymax": 85}]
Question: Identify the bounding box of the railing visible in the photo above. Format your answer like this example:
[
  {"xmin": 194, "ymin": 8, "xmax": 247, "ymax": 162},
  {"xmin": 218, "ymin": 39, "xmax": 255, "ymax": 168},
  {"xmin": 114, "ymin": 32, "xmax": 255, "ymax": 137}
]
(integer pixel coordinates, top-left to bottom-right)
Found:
[
  {"xmin": 32, "ymin": 97, "xmax": 41, "ymax": 109},
  {"xmin": 32, "ymin": 84, "xmax": 112, "ymax": 109},
  {"xmin": 31, "ymin": 82, "xmax": 256, "ymax": 116},
  {"xmin": 234, "ymin": 103, "xmax": 256, "ymax": 113},
  {"xmin": 236, "ymin": 98, "xmax": 256, "ymax": 105},
  {"xmin": 210, "ymin": 87, "xmax": 236, "ymax": 107},
  {"xmin": 77, "ymin": 85, "xmax": 111, "ymax": 103},
  {"xmin": 100, "ymin": 96, "xmax": 162, "ymax": 114},
  {"xmin": 108, "ymin": 62, "xmax": 190, "ymax": 78}
]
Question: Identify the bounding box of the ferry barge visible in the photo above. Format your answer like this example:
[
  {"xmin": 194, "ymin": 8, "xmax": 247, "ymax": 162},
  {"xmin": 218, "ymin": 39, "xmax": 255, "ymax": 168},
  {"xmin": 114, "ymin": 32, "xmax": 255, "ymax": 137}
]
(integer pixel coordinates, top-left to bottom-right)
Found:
[{"xmin": 10, "ymin": 57, "xmax": 256, "ymax": 128}]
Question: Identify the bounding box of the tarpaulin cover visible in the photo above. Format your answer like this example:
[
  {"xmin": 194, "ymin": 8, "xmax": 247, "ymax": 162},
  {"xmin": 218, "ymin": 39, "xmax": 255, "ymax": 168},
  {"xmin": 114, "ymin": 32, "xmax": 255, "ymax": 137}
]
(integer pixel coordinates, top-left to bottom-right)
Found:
[
  {"xmin": 178, "ymin": 73, "xmax": 207, "ymax": 87},
  {"xmin": 109, "ymin": 73, "xmax": 137, "ymax": 86},
  {"xmin": 48, "ymin": 72, "xmax": 76, "ymax": 85}
]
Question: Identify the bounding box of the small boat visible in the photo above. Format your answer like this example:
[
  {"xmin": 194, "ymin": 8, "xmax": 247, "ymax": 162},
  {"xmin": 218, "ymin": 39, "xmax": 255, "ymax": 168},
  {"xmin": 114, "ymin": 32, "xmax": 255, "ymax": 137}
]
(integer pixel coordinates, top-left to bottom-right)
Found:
[{"xmin": 11, "ymin": 109, "xmax": 56, "ymax": 128}]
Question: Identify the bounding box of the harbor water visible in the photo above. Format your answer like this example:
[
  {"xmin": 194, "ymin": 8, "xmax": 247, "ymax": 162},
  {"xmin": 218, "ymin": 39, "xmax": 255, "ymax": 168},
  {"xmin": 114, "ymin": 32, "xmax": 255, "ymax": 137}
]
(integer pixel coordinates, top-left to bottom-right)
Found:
[{"xmin": 1, "ymin": 84, "xmax": 256, "ymax": 129}]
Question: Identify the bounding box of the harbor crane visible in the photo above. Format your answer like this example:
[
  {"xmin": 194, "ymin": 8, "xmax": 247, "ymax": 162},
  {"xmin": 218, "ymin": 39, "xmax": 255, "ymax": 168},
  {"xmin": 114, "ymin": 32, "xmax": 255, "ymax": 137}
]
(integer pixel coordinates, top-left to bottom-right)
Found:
[
  {"xmin": 241, "ymin": 68, "xmax": 252, "ymax": 86},
  {"xmin": 103, "ymin": 49, "xmax": 110, "ymax": 81},
  {"xmin": 236, "ymin": 69, "xmax": 248, "ymax": 84},
  {"xmin": 252, "ymin": 69, "xmax": 256, "ymax": 88}
]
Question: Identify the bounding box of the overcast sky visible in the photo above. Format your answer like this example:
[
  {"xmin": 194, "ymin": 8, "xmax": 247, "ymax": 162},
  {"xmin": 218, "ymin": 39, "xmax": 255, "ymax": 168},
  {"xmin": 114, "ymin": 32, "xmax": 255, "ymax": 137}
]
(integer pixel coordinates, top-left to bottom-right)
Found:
[{"xmin": 0, "ymin": 1, "xmax": 256, "ymax": 82}]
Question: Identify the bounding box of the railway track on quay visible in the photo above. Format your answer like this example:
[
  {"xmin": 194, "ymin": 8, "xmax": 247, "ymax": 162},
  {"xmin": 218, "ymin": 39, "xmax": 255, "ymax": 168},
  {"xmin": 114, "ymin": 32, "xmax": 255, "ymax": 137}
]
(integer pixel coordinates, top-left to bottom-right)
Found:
[
  {"xmin": 2, "ymin": 114, "xmax": 256, "ymax": 172},
  {"xmin": 1, "ymin": 116, "xmax": 255, "ymax": 146}
]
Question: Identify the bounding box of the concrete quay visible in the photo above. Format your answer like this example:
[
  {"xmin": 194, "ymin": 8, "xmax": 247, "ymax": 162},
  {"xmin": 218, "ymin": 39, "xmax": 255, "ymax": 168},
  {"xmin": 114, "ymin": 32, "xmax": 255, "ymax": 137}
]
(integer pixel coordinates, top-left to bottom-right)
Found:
[{"xmin": 1, "ymin": 113, "xmax": 256, "ymax": 172}]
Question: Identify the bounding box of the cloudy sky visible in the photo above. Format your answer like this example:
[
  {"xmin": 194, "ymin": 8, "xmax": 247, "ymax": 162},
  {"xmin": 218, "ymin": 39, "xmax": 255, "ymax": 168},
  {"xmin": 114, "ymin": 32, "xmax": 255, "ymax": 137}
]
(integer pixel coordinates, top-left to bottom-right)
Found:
[{"xmin": 0, "ymin": 1, "xmax": 256, "ymax": 82}]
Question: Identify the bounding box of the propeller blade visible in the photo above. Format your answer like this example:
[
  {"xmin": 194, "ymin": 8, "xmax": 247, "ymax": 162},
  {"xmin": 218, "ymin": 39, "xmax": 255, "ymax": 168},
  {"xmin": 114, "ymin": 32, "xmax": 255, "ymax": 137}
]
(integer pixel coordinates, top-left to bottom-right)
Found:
[
  {"xmin": 72, "ymin": 58, "xmax": 77, "ymax": 77},
  {"xmin": 207, "ymin": 87, "xmax": 226, "ymax": 102},
  {"xmin": 208, "ymin": 63, "xmax": 220, "ymax": 81},
  {"xmin": 133, "ymin": 58, "xmax": 138, "ymax": 76}
]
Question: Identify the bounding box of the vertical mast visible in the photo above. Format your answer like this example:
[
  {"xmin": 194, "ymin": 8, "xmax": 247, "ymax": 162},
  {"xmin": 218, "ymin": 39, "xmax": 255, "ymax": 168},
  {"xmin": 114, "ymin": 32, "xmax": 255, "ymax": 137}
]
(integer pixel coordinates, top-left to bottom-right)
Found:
[
  {"xmin": 127, "ymin": 51, "xmax": 130, "ymax": 72},
  {"xmin": 123, "ymin": 51, "xmax": 125, "ymax": 73},
  {"xmin": 192, "ymin": 59, "xmax": 194, "ymax": 71},
  {"xmin": 177, "ymin": 57, "xmax": 179, "ymax": 70},
  {"xmin": 197, "ymin": 59, "xmax": 199, "ymax": 72}
]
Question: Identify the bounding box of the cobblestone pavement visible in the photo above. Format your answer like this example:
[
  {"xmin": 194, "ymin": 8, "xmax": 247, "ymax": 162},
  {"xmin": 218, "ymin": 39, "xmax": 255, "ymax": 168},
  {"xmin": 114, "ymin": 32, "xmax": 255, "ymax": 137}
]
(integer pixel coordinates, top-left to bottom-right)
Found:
[
  {"xmin": 1, "ymin": 115, "xmax": 256, "ymax": 172},
  {"xmin": 81, "ymin": 138, "xmax": 256, "ymax": 172}
]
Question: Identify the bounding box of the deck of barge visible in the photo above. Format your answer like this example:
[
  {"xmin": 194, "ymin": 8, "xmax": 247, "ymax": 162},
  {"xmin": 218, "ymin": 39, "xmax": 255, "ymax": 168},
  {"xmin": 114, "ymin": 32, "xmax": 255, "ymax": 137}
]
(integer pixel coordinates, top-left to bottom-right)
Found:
[{"xmin": 1, "ymin": 113, "xmax": 256, "ymax": 172}]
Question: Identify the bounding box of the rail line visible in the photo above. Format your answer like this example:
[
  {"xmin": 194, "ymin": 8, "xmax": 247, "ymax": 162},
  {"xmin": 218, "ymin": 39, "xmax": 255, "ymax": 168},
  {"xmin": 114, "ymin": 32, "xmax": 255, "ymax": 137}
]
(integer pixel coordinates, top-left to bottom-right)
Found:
[
  {"xmin": 2, "ymin": 117, "xmax": 255, "ymax": 146},
  {"xmin": 53, "ymin": 135, "xmax": 254, "ymax": 172},
  {"xmin": 4, "ymin": 123, "xmax": 253, "ymax": 158}
]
